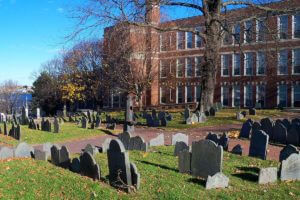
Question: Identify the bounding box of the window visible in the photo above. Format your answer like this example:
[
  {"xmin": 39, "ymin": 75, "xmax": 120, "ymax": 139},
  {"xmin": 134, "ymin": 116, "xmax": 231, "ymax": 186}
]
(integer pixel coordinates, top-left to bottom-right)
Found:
[
  {"xmin": 257, "ymin": 19, "xmax": 266, "ymax": 42},
  {"xmin": 245, "ymin": 52, "xmax": 254, "ymax": 75},
  {"xmin": 113, "ymin": 94, "xmax": 120, "ymax": 108},
  {"xmin": 160, "ymin": 87, "xmax": 167, "ymax": 104},
  {"xmin": 245, "ymin": 20, "xmax": 254, "ymax": 43},
  {"xmin": 186, "ymin": 32, "xmax": 193, "ymax": 49},
  {"xmin": 177, "ymin": 31, "xmax": 185, "ymax": 49},
  {"xmin": 177, "ymin": 86, "xmax": 184, "ymax": 103},
  {"xmin": 222, "ymin": 86, "xmax": 229, "ymax": 106},
  {"xmin": 278, "ymin": 49, "xmax": 288, "ymax": 75},
  {"xmin": 257, "ymin": 52, "xmax": 266, "ymax": 75},
  {"xmin": 196, "ymin": 85, "xmax": 201, "ymax": 102},
  {"xmin": 279, "ymin": 15, "xmax": 288, "ymax": 39},
  {"xmin": 293, "ymin": 49, "xmax": 300, "ymax": 74},
  {"xmin": 195, "ymin": 56, "xmax": 202, "ymax": 77},
  {"xmin": 233, "ymin": 54, "xmax": 241, "ymax": 76},
  {"xmin": 160, "ymin": 33, "xmax": 169, "ymax": 51},
  {"xmin": 278, "ymin": 84, "xmax": 287, "ymax": 107},
  {"xmin": 257, "ymin": 85, "xmax": 266, "ymax": 108},
  {"xmin": 195, "ymin": 27, "xmax": 203, "ymax": 48},
  {"xmin": 294, "ymin": 85, "xmax": 300, "ymax": 107},
  {"xmin": 233, "ymin": 86, "xmax": 241, "ymax": 107},
  {"xmin": 223, "ymin": 23, "xmax": 232, "ymax": 45},
  {"xmin": 294, "ymin": 14, "xmax": 300, "ymax": 38},
  {"xmin": 177, "ymin": 58, "xmax": 184, "ymax": 77},
  {"xmin": 233, "ymin": 24, "xmax": 241, "ymax": 44},
  {"xmin": 245, "ymin": 85, "xmax": 253, "ymax": 107},
  {"xmin": 222, "ymin": 54, "xmax": 231, "ymax": 76},
  {"xmin": 186, "ymin": 57, "xmax": 193, "ymax": 77},
  {"xmin": 160, "ymin": 60, "xmax": 168, "ymax": 78},
  {"xmin": 186, "ymin": 86, "xmax": 193, "ymax": 103}
]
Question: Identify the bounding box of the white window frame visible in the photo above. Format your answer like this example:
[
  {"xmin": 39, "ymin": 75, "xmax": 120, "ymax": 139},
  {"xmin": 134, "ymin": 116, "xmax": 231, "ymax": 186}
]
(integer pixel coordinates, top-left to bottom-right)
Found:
[
  {"xmin": 256, "ymin": 51, "xmax": 266, "ymax": 76},
  {"xmin": 232, "ymin": 54, "xmax": 241, "ymax": 76},
  {"xmin": 177, "ymin": 31, "xmax": 185, "ymax": 50},
  {"xmin": 195, "ymin": 26, "xmax": 203, "ymax": 48},
  {"xmin": 221, "ymin": 54, "xmax": 230, "ymax": 77},
  {"xmin": 186, "ymin": 57, "xmax": 193, "ymax": 78},
  {"xmin": 278, "ymin": 15, "xmax": 289, "ymax": 40},
  {"xmin": 232, "ymin": 85, "xmax": 241, "ymax": 107},
  {"xmin": 244, "ymin": 52, "xmax": 254, "ymax": 76},
  {"xmin": 292, "ymin": 14, "xmax": 300, "ymax": 39},
  {"xmin": 233, "ymin": 23, "xmax": 241, "ymax": 45},
  {"xmin": 292, "ymin": 48, "xmax": 300, "ymax": 74},
  {"xmin": 186, "ymin": 32, "xmax": 193, "ymax": 49},
  {"xmin": 256, "ymin": 18, "xmax": 266, "ymax": 42},
  {"xmin": 244, "ymin": 85, "xmax": 253, "ymax": 108},
  {"xmin": 278, "ymin": 49, "xmax": 288, "ymax": 75},
  {"xmin": 277, "ymin": 84, "xmax": 288, "ymax": 107},
  {"xmin": 244, "ymin": 20, "xmax": 253, "ymax": 44},
  {"xmin": 256, "ymin": 85, "xmax": 266, "ymax": 108}
]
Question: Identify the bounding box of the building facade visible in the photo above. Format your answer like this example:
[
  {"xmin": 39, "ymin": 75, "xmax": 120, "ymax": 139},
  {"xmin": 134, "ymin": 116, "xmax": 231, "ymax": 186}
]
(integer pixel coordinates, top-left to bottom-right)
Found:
[{"xmin": 104, "ymin": 0, "xmax": 300, "ymax": 109}]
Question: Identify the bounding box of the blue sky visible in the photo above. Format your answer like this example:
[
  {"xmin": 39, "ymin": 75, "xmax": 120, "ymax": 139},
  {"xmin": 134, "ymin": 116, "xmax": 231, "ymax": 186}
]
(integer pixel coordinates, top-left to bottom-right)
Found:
[{"xmin": 0, "ymin": 0, "xmax": 199, "ymax": 86}]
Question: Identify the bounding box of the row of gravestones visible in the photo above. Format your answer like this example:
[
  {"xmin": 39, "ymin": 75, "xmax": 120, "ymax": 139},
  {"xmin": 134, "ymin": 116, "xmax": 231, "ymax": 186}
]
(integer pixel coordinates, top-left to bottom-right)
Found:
[
  {"xmin": 236, "ymin": 108, "xmax": 256, "ymax": 120},
  {"xmin": 183, "ymin": 108, "xmax": 207, "ymax": 124},
  {"xmin": 29, "ymin": 117, "xmax": 60, "ymax": 133},
  {"xmin": 0, "ymin": 122, "xmax": 21, "ymax": 140},
  {"xmin": 81, "ymin": 116, "xmax": 101, "ymax": 129},
  {"xmin": 240, "ymin": 118, "xmax": 300, "ymax": 146},
  {"xmin": 143, "ymin": 110, "xmax": 173, "ymax": 127}
]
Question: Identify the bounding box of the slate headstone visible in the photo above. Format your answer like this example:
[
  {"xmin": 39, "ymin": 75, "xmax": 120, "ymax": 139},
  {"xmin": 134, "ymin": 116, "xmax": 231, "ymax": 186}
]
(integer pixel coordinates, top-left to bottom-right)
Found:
[
  {"xmin": 273, "ymin": 121, "xmax": 287, "ymax": 144},
  {"xmin": 258, "ymin": 167, "xmax": 277, "ymax": 184},
  {"xmin": 249, "ymin": 130, "xmax": 269, "ymax": 160},
  {"xmin": 174, "ymin": 141, "xmax": 189, "ymax": 156},
  {"xmin": 84, "ymin": 144, "xmax": 98, "ymax": 156},
  {"xmin": 80, "ymin": 152, "xmax": 101, "ymax": 180},
  {"xmin": 261, "ymin": 118, "xmax": 274, "ymax": 140},
  {"xmin": 280, "ymin": 153, "xmax": 300, "ymax": 181},
  {"xmin": 286, "ymin": 126, "xmax": 300, "ymax": 146},
  {"xmin": 102, "ymin": 138, "xmax": 112, "ymax": 153},
  {"xmin": 239, "ymin": 121, "xmax": 252, "ymax": 138},
  {"xmin": 178, "ymin": 149, "xmax": 191, "ymax": 174},
  {"xmin": 71, "ymin": 157, "xmax": 81, "ymax": 173},
  {"xmin": 279, "ymin": 144, "xmax": 300, "ymax": 162},
  {"xmin": 231, "ymin": 144, "xmax": 243, "ymax": 155}
]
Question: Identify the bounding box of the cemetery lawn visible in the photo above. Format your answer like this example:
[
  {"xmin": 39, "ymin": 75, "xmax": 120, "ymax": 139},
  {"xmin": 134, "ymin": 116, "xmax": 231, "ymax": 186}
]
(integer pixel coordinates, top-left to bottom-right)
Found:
[
  {"xmin": 0, "ymin": 122, "xmax": 114, "ymax": 146},
  {"xmin": 1, "ymin": 146, "xmax": 299, "ymax": 199}
]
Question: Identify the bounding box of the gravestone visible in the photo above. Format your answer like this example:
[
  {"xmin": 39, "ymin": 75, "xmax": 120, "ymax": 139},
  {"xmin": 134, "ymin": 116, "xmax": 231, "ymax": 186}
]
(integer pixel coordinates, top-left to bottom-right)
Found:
[
  {"xmin": 82, "ymin": 117, "xmax": 88, "ymax": 129},
  {"xmin": 261, "ymin": 118, "xmax": 274, "ymax": 140},
  {"xmin": 45, "ymin": 120, "xmax": 52, "ymax": 132},
  {"xmin": 206, "ymin": 133, "xmax": 219, "ymax": 144},
  {"xmin": 231, "ymin": 144, "xmax": 243, "ymax": 155},
  {"xmin": 0, "ymin": 147, "xmax": 14, "ymax": 159},
  {"xmin": 286, "ymin": 126, "xmax": 300, "ymax": 146},
  {"xmin": 174, "ymin": 141, "xmax": 189, "ymax": 156},
  {"xmin": 14, "ymin": 142, "xmax": 34, "ymax": 158},
  {"xmin": 209, "ymin": 107, "xmax": 216, "ymax": 117},
  {"xmin": 59, "ymin": 146, "xmax": 71, "ymax": 168},
  {"xmin": 70, "ymin": 157, "xmax": 81, "ymax": 173},
  {"xmin": 252, "ymin": 122, "xmax": 261, "ymax": 131},
  {"xmin": 15, "ymin": 124, "xmax": 21, "ymax": 140},
  {"xmin": 149, "ymin": 134, "xmax": 164, "ymax": 147},
  {"xmin": 53, "ymin": 117, "xmax": 60, "ymax": 133},
  {"xmin": 279, "ymin": 144, "xmax": 300, "ymax": 162},
  {"xmin": 258, "ymin": 167, "xmax": 277, "ymax": 184},
  {"xmin": 158, "ymin": 111, "xmax": 166, "ymax": 120},
  {"xmin": 51, "ymin": 145, "xmax": 60, "ymax": 165},
  {"xmin": 241, "ymin": 110, "xmax": 247, "ymax": 117},
  {"xmin": 280, "ymin": 153, "xmax": 300, "ymax": 181},
  {"xmin": 102, "ymin": 138, "xmax": 112, "ymax": 153},
  {"xmin": 3, "ymin": 122, "xmax": 7, "ymax": 135},
  {"xmin": 42, "ymin": 142, "xmax": 53, "ymax": 158},
  {"xmin": 273, "ymin": 121, "xmax": 287, "ymax": 144},
  {"xmin": 84, "ymin": 144, "xmax": 98, "ymax": 156},
  {"xmin": 129, "ymin": 136, "xmax": 148, "ymax": 152},
  {"xmin": 205, "ymin": 110, "xmax": 210, "ymax": 117},
  {"xmin": 219, "ymin": 133, "xmax": 229, "ymax": 151},
  {"xmin": 172, "ymin": 133, "xmax": 188, "ymax": 145},
  {"xmin": 34, "ymin": 149, "xmax": 48, "ymax": 161},
  {"xmin": 205, "ymin": 172, "xmax": 229, "ymax": 190},
  {"xmin": 291, "ymin": 118, "xmax": 300, "ymax": 125},
  {"xmin": 80, "ymin": 152, "xmax": 101, "ymax": 180},
  {"xmin": 95, "ymin": 115, "xmax": 101, "ymax": 128},
  {"xmin": 249, "ymin": 108, "xmax": 256, "ymax": 115},
  {"xmin": 236, "ymin": 112, "xmax": 244, "ymax": 120},
  {"xmin": 239, "ymin": 121, "xmax": 252, "ymax": 138},
  {"xmin": 184, "ymin": 107, "xmax": 191, "ymax": 121},
  {"xmin": 160, "ymin": 117, "xmax": 167, "ymax": 127},
  {"xmin": 152, "ymin": 109, "xmax": 157, "ymax": 119},
  {"xmin": 130, "ymin": 162, "xmax": 141, "ymax": 190},
  {"xmin": 178, "ymin": 149, "xmax": 191, "ymax": 174},
  {"xmin": 249, "ymin": 130, "xmax": 269, "ymax": 160},
  {"xmin": 191, "ymin": 140, "xmax": 223, "ymax": 179},
  {"xmin": 118, "ymin": 131, "xmax": 132, "ymax": 150},
  {"xmin": 107, "ymin": 139, "xmax": 137, "ymax": 193},
  {"xmin": 146, "ymin": 114, "xmax": 154, "ymax": 127},
  {"xmin": 196, "ymin": 111, "xmax": 206, "ymax": 123},
  {"xmin": 282, "ymin": 119, "xmax": 291, "ymax": 130}
]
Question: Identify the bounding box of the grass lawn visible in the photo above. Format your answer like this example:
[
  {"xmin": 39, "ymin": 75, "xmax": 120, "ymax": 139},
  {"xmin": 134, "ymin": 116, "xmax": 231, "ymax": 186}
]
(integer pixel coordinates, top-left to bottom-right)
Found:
[
  {"xmin": 109, "ymin": 108, "xmax": 292, "ymax": 130},
  {"xmin": 0, "ymin": 122, "xmax": 120, "ymax": 146},
  {"xmin": 0, "ymin": 146, "xmax": 299, "ymax": 199}
]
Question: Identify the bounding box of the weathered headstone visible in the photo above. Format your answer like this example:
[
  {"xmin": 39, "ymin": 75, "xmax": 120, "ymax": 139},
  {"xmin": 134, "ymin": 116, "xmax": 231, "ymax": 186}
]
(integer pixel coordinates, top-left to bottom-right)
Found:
[
  {"xmin": 84, "ymin": 144, "xmax": 98, "ymax": 156},
  {"xmin": 252, "ymin": 122, "xmax": 261, "ymax": 131},
  {"xmin": 174, "ymin": 141, "xmax": 189, "ymax": 156},
  {"xmin": 261, "ymin": 118, "xmax": 274, "ymax": 140},
  {"xmin": 149, "ymin": 134, "xmax": 164, "ymax": 147},
  {"xmin": 51, "ymin": 145, "xmax": 60, "ymax": 165},
  {"xmin": 184, "ymin": 107, "xmax": 191, "ymax": 121},
  {"xmin": 81, "ymin": 117, "xmax": 88, "ymax": 129},
  {"xmin": 273, "ymin": 121, "xmax": 287, "ymax": 144},
  {"xmin": 239, "ymin": 121, "xmax": 252, "ymax": 138},
  {"xmin": 280, "ymin": 153, "xmax": 300, "ymax": 181},
  {"xmin": 59, "ymin": 146, "xmax": 71, "ymax": 168},
  {"xmin": 80, "ymin": 152, "xmax": 101, "ymax": 180},
  {"xmin": 172, "ymin": 133, "xmax": 188, "ymax": 145},
  {"xmin": 258, "ymin": 167, "xmax": 277, "ymax": 184},
  {"xmin": 205, "ymin": 172, "xmax": 229, "ymax": 190},
  {"xmin": 191, "ymin": 140, "xmax": 223, "ymax": 179},
  {"xmin": 206, "ymin": 132, "xmax": 219, "ymax": 144},
  {"xmin": 53, "ymin": 117, "xmax": 60, "ymax": 133},
  {"xmin": 34, "ymin": 149, "xmax": 48, "ymax": 161},
  {"xmin": 279, "ymin": 144, "xmax": 300, "ymax": 162},
  {"xmin": 118, "ymin": 131, "xmax": 132, "ymax": 150},
  {"xmin": 130, "ymin": 136, "xmax": 148, "ymax": 152},
  {"xmin": 249, "ymin": 130, "xmax": 269, "ymax": 160},
  {"xmin": 0, "ymin": 147, "xmax": 14, "ymax": 159},
  {"xmin": 282, "ymin": 119, "xmax": 291, "ymax": 130},
  {"xmin": 14, "ymin": 142, "xmax": 34, "ymax": 158},
  {"xmin": 178, "ymin": 149, "xmax": 191, "ymax": 174}
]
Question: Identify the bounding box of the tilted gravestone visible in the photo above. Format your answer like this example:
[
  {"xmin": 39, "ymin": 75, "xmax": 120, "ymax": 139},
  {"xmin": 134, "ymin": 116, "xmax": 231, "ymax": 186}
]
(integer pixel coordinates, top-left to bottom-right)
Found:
[
  {"xmin": 231, "ymin": 144, "xmax": 243, "ymax": 155},
  {"xmin": 239, "ymin": 121, "xmax": 252, "ymax": 138},
  {"xmin": 191, "ymin": 140, "xmax": 223, "ymax": 179},
  {"xmin": 102, "ymin": 138, "xmax": 112, "ymax": 153},
  {"xmin": 286, "ymin": 125, "xmax": 300, "ymax": 146},
  {"xmin": 84, "ymin": 144, "xmax": 98, "ymax": 156},
  {"xmin": 149, "ymin": 134, "xmax": 164, "ymax": 147},
  {"xmin": 0, "ymin": 147, "xmax": 14, "ymax": 159},
  {"xmin": 258, "ymin": 167, "xmax": 277, "ymax": 184},
  {"xmin": 172, "ymin": 133, "xmax": 189, "ymax": 146},
  {"xmin": 260, "ymin": 118, "xmax": 274, "ymax": 140},
  {"xmin": 273, "ymin": 121, "xmax": 287, "ymax": 144},
  {"xmin": 80, "ymin": 151, "xmax": 101, "ymax": 180},
  {"xmin": 118, "ymin": 131, "xmax": 132, "ymax": 150},
  {"xmin": 107, "ymin": 139, "xmax": 139, "ymax": 193},
  {"xmin": 249, "ymin": 129, "xmax": 269, "ymax": 160},
  {"xmin": 174, "ymin": 141, "xmax": 189, "ymax": 156},
  {"xmin": 14, "ymin": 142, "xmax": 34, "ymax": 158},
  {"xmin": 279, "ymin": 144, "xmax": 300, "ymax": 162},
  {"xmin": 280, "ymin": 153, "xmax": 300, "ymax": 181},
  {"xmin": 178, "ymin": 149, "xmax": 191, "ymax": 174},
  {"xmin": 205, "ymin": 172, "xmax": 229, "ymax": 190}
]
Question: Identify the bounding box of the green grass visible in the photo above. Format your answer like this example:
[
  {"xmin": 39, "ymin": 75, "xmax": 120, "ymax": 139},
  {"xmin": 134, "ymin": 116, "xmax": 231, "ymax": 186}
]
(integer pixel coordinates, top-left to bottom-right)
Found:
[
  {"xmin": 0, "ymin": 122, "xmax": 120, "ymax": 146},
  {"xmin": 108, "ymin": 109, "xmax": 291, "ymax": 130},
  {"xmin": 0, "ymin": 146, "xmax": 299, "ymax": 199}
]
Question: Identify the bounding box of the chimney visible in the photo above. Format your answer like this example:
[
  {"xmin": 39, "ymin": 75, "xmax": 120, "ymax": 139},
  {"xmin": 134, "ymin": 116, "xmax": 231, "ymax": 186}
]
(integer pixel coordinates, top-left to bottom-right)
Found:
[{"xmin": 145, "ymin": 0, "xmax": 160, "ymax": 25}]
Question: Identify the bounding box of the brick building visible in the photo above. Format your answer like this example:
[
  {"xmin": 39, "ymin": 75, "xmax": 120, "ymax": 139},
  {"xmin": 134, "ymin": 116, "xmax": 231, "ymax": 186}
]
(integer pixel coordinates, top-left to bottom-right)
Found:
[{"xmin": 104, "ymin": 0, "xmax": 300, "ymax": 109}]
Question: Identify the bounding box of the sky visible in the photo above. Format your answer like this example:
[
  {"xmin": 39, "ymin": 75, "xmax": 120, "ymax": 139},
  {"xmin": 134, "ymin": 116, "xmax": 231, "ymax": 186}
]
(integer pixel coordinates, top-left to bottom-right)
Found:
[{"xmin": 0, "ymin": 0, "xmax": 199, "ymax": 86}]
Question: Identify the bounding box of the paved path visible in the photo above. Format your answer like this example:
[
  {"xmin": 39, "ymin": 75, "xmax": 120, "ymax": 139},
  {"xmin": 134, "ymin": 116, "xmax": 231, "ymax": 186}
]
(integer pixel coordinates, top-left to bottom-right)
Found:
[{"xmin": 33, "ymin": 123, "xmax": 286, "ymax": 161}]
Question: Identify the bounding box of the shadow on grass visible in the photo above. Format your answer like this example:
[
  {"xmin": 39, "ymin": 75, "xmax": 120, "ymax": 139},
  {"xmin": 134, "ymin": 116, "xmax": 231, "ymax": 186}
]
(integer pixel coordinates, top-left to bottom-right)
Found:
[
  {"xmin": 137, "ymin": 160, "xmax": 178, "ymax": 172},
  {"xmin": 100, "ymin": 129, "xmax": 118, "ymax": 137},
  {"xmin": 236, "ymin": 166, "xmax": 259, "ymax": 174},
  {"xmin": 187, "ymin": 178, "xmax": 206, "ymax": 187},
  {"xmin": 232, "ymin": 166, "xmax": 259, "ymax": 182}
]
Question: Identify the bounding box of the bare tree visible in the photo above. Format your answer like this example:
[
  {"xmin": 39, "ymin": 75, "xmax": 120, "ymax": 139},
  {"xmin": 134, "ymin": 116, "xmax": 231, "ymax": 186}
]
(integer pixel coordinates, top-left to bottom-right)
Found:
[
  {"xmin": 0, "ymin": 80, "xmax": 22, "ymax": 113},
  {"xmin": 69, "ymin": 0, "xmax": 300, "ymax": 111}
]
